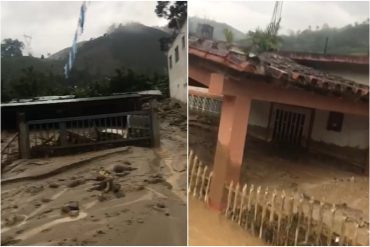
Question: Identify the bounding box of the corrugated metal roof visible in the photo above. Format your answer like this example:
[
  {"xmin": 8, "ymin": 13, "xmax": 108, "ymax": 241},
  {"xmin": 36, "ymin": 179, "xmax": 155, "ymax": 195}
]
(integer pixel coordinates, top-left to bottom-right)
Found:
[{"xmin": 1, "ymin": 90, "xmax": 162, "ymax": 108}]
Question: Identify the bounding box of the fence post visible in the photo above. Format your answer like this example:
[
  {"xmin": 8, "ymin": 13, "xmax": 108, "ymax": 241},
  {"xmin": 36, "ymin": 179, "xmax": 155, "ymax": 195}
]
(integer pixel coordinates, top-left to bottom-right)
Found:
[
  {"xmin": 199, "ymin": 166, "xmax": 208, "ymax": 199},
  {"xmin": 275, "ymin": 190, "xmax": 286, "ymax": 245},
  {"xmin": 232, "ymin": 183, "xmax": 240, "ymax": 221},
  {"xmin": 245, "ymin": 184, "xmax": 254, "ymax": 230},
  {"xmin": 327, "ymin": 204, "xmax": 336, "ymax": 245},
  {"xmin": 238, "ymin": 184, "xmax": 247, "ymax": 225},
  {"xmin": 225, "ymin": 181, "xmax": 234, "ymax": 217},
  {"xmin": 284, "ymin": 196, "xmax": 294, "ymax": 246},
  {"xmin": 316, "ymin": 201, "xmax": 325, "ymax": 245},
  {"xmin": 339, "ymin": 216, "xmax": 346, "ymax": 246},
  {"xmin": 18, "ymin": 112, "xmax": 30, "ymax": 159},
  {"xmin": 193, "ymin": 162, "xmax": 203, "ymax": 197},
  {"xmin": 189, "ymin": 156, "xmax": 198, "ymax": 193},
  {"xmin": 252, "ymin": 186, "xmax": 261, "ymax": 235},
  {"xmin": 259, "ymin": 187, "xmax": 269, "ymax": 239},
  {"xmin": 204, "ymin": 171, "xmax": 213, "ymax": 203},
  {"xmin": 305, "ymin": 197, "xmax": 314, "ymax": 244},
  {"xmin": 150, "ymin": 104, "xmax": 160, "ymax": 148},
  {"xmin": 294, "ymin": 197, "xmax": 304, "ymax": 246}
]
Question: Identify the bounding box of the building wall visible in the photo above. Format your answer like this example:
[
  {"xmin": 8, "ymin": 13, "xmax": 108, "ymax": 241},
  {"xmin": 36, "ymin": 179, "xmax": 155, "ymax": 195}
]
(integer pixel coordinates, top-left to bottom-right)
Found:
[
  {"xmin": 247, "ymin": 100, "xmax": 369, "ymax": 150},
  {"xmin": 167, "ymin": 24, "xmax": 187, "ymax": 103},
  {"xmin": 310, "ymin": 110, "xmax": 369, "ymax": 149}
]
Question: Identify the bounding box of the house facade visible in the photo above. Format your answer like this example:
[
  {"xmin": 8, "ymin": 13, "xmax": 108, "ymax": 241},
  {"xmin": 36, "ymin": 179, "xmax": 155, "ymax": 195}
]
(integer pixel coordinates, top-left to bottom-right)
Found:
[
  {"xmin": 167, "ymin": 24, "xmax": 187, "ymax": 103},
  {"xmin": 189, "ymin": 37, "xmax": 369, "ymax": 210}
]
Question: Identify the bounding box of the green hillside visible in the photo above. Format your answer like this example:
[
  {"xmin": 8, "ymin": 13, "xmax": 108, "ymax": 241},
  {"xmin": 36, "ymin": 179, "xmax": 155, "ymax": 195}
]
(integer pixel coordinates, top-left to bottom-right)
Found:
[{"xmin": 1, "ymin": 23, "xmax": 170, "ymax": 102}]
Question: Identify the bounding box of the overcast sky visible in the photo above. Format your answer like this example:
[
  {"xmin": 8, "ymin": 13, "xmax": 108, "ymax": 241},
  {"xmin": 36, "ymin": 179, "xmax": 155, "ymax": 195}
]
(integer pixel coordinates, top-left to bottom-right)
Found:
[
  {"xmin": 1, "ymin": 1, "xmax": 167, "ymax": 57},
  {"xmin": 190, "ymin": 1, "xmax": 369, "ymax": 34},
  {"xmin": 2, "ymin": 1, "xmax": 369, "ymax": 57}
]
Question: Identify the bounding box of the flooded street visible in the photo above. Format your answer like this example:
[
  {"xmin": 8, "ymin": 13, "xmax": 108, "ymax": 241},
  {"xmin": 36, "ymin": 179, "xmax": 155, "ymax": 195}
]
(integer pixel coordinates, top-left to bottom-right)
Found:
[
  {"xmin": 189, "ymin": 197, "xmax": 265, "ymax": 246},
  {"xmin": 1, "ymin": 100, "xmax": 187, "ymax": 246}
]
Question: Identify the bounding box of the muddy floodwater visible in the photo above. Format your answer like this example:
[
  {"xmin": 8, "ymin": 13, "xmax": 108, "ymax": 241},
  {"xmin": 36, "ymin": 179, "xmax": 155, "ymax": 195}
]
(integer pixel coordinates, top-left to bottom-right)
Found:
[
  {"xmin": 1, "ymin": 100, "xmax": 187, "ymax": 246},
  {"xmin": 189, "ymin": 197, "xmax": 265, "ymax": 246}
]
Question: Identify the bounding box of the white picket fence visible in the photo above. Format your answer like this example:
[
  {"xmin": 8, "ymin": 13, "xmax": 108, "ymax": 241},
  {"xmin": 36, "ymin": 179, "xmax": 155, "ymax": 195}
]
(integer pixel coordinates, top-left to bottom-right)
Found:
[{"xmin": 188, "ymin": 149, "xmax": 367, "ymax": 246}]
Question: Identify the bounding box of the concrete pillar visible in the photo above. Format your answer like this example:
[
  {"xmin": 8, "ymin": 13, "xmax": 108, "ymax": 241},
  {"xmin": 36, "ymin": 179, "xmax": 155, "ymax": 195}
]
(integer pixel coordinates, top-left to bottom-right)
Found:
[
  {"xmin": 209, "ymin": 94, "xmax": 252, "ymax": 210},
  {"xmin": 18, "ymin": 112, "xmax": 30, "ymax": 159}
]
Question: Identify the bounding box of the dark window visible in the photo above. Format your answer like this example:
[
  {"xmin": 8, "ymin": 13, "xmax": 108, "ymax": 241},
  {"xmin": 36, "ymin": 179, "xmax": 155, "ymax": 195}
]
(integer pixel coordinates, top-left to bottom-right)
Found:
[
  {"xmin": 327, "ymin": 111, "xmax": 344, "ymax": 132},
  {"xmin": 175, "ymin": 46, "xmax": 179, "ymax": 62},
  {"xmin": 169, "ymin": 56, "xmax": 172, "ymax": 69},
  {"xmin": 182, "ymin": 36, "xmax": 185, "ymax": 49}
]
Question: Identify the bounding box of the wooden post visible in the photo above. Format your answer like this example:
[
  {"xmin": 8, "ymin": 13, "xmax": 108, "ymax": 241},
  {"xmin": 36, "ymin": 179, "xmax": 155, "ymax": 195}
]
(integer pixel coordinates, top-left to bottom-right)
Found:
[
  {"xmin": 204, "ymin": 171, "xmax": 213, "ymax": 203},
  {"xmin": 339, "ymin": 216, "xmax": 347, "ymax": 246},
  {"xmin": 259, "ymin": 187, "xmax": 269, "ymax": 239},
  {"xmin": 276, "ymin": 190, "xmax": 286, "ymax": 245},
  {"xmin": 327, "ymin": 204, "xmax": 336, "ymax": 245},
  {"xmin": 225, "ymin": 181, "xmax": 234, "ymax": 217},
  {"xmin": 193, "ymin": 162, "xmax": 203, "ymax": 197},
  {"xmin": 305, "ymin": 197, "xmax": 314, "ymax": 244},
  {"xmin": 284, "ymin": 196, "xmax": 294, "ymax": 246},
  {"xmin": 150, "ymin": 105, "xmax": 160, "ymax": 148},
  {"xmin": 189, "ymin": 156, "xmax": 199, "ymax": 193},
  {"xmin": 252, "ymin": 186, "xmax": 261, "ymax": 235},
  {"xmin": 245, "ymin": 184, "xmax": 254, "ymax": 230},
  {"xmin": 199, "ymin": 166, "xmax": 208, "ymax": 199},
  {"xmin": 18, "ymin": 113, "xmax": 30, "ymax": 159},
  {"xmin": 316, "ymin": 201, "xmax": 325, "ymax": 245},
  {"xmin": 294, "ymin": 197, "xmax": 303, "ymax": 246},
  {"xmin": 232, "ymin": 183, "xmax": 240, "ymax": 221},
  {"xmin": 238, "ymin": 184, "xmax": 247, "ymax": 225}
]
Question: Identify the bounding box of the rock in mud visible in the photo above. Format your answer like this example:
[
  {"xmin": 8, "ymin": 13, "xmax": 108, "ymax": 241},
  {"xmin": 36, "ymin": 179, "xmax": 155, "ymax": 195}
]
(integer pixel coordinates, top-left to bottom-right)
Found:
[
  {"xmin": 156, "ymin": 202, "xmax": 166, "ymax": 209},
  {"xmin": 67, "ymin": 179, "xmax": 84, "ymax": 188},
  {"xmin": 115, "ymin": 190, "xmax": 125, "ymax": 198},
  {"xmin": 26, "ymin": 185, "xmax": 44, "ymax": 194},
  {"xmin": 49, "ymin": 182, "xmax": 59, "ymax": 188},
  {"xmin": 41, "ymin": 198, "xmax": 51, "ymax": 203},
  {"xmin": 4, "ymin": 214, "xmax": 24, "ymax": 227},
  {"xmin": 113, "ymin": 164, "xmax": 137, "ymax": 173},
  {"xmin": 61, "ymin": 201, "xmax": 79, "ymax": 217}
]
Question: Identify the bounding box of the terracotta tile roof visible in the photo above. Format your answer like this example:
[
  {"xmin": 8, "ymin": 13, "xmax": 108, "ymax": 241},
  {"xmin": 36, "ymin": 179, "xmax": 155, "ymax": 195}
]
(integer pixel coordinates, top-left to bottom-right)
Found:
[{"xmin": 189, "ymin": 37, "xmax": 369, "ymax": 101}]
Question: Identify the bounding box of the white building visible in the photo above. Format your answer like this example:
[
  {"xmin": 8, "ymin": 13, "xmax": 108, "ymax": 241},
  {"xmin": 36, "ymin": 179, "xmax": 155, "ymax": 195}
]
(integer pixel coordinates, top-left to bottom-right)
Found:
[{"xmin": 167, "ymin": 24, "xmax": 187, "ymax": 103}]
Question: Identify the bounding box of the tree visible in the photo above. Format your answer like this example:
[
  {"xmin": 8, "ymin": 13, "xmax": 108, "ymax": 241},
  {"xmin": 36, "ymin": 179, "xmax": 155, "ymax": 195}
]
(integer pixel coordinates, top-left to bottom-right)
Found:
[
  {"xmin": 223, "ymin": 28, "xmax": 234, "ymax": 43},
  {"xmin": 1, "ymin": 39, "xmax": 24, "ymax": 57},
  {"xmin": 41, "ymin": 55, "xmax": 45, "ymax": 59},
  {"xmin": 247, "ymin": 28, "xmax": 281, "ymax": 53},
  {"xmin": 155, "ymin": 1, "xmax": 187, "ymax": 30}
]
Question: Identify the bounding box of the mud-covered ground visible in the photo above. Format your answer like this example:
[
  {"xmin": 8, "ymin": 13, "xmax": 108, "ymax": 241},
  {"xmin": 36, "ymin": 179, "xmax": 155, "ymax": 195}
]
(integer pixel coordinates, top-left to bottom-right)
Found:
[
  {"xmin": 189, "ymin": 115, "xmax": 369, "ymax": 245},
  {"xmin": 1, "ymin": 99, "xmax": 187, "ymax": 246}
]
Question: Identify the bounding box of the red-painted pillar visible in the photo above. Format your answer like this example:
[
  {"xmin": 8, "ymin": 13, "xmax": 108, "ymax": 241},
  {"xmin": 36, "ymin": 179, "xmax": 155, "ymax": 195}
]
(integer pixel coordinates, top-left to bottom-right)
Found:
[{"xmin": 208, "ymin": 94, "xmax": 251, "ymax": 210}]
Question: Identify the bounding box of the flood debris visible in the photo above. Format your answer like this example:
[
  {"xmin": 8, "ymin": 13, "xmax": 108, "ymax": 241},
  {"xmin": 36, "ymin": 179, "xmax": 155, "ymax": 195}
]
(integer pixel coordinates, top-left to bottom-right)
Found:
[{"xmin": 61, "ymin": 201, "xmax": 80, "ymax": 217}]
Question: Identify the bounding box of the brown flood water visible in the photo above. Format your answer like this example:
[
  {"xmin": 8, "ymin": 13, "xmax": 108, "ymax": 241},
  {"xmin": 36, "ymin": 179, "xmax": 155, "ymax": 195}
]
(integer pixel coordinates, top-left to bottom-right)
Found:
[{"xmin": 188, "ymin": 197, "xmax": 266, "ymax": 246}]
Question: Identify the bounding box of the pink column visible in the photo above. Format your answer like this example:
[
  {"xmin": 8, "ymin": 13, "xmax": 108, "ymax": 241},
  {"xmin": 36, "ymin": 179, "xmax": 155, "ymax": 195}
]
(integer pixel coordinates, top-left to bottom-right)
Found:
[{"xmin": 209, "ymin": 94, "xmax": 251, "ymax": 210}]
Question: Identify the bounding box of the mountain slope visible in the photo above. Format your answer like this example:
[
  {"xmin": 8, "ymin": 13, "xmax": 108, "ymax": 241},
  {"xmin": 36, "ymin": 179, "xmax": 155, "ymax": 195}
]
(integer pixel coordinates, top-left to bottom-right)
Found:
[
  {"xmin": 49, "ymin": 23, "xmax": 170, "ymax": 75},
  {"xmin": 189, "ymin": 16, "xmax": 245, "ymax": 41},
  {"xmin": 2, "ymin": 23, "xmax": 169, "ymax": 85}
]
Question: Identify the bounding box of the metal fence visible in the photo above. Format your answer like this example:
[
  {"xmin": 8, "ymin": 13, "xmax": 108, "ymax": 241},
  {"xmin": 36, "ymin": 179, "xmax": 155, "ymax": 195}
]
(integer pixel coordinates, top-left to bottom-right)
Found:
[
  {"xmin": 189, "ymin": 94, "xmax": 222, "ymax": 115},
  {"xmin": 22, "ymin": 111, "xmax": 154, "ymax": 157},
  {"xmin": 1, "ymin": 133, "xmax": 19, "ymax": 166},
  {"xmin": 188, "ymin": 149, "xmax": 367, "ymax": 246}
]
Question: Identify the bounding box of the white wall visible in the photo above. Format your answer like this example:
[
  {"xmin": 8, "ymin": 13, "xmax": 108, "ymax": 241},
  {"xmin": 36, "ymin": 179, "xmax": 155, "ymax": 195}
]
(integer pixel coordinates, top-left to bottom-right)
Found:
[
  {"xmin": 311, "ymin": 110, "xmax": 369, "ymax": 149},
  {"xmin": 248, "ymin": 100, "xmax": 271, "ymax": 127},
  {"xmin": 167, "ymin": 24, "xmax": 187, "ymax": 103}
]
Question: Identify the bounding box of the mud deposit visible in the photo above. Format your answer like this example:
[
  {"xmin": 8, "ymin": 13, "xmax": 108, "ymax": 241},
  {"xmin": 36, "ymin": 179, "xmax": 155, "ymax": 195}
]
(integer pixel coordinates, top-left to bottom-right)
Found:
[
  {"xmin": 189, "ymin": 197, "xmax": 265, "ymax": 246},
  {"xmin": 1, "ymin": 100, "xmax": 187, "ymax": 246},
  {"xmin": 189, "ymin": 117, "xmax": 369, "ymax": 245}
]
